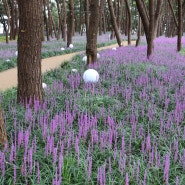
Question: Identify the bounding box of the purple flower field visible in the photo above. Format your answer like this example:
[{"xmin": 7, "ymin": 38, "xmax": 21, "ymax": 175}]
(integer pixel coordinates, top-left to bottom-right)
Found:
[{"xmin": 0, "ymin": 36, "xmax": 185, "ymax": 184}]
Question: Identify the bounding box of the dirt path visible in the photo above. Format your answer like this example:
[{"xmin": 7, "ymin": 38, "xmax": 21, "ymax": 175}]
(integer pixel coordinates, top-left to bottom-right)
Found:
[{"xmin": 0, "ymin": 41, "xmax": 135, "ymax": 92}]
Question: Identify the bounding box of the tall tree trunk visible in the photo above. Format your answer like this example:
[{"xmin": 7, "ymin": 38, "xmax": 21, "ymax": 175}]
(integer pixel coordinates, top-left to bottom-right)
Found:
[
  {"xmin": 177, "ymin": 0, "xmax": 182, "ymax": 51},
  {"xmin": 17, "ymin": 0, "xmax": 43, "ymax": 105},
  {"xmin": 135, "ymin": 0, "xmax": 163, "ymax": 59},
  {"xmin": 107, "ymin": 0, "xmax": 122, "ymax": 47},
  {"xmin": 84, "ymin": 0, "xmax": 89, "ymax": 33},
  {"xmin": 56, "ymin": 0, "xmax": 62, "ymax": 40},
  {"xmin": 86, "ymin": 0, "xmax": 100, "ymax": 65},
  {"xmin": 2, "ymin": 0, "xmax": 10, "ymax": 44},
  {"xmin": 167, "ymin": 0, "xmax": 178, "ymax": 27},
  {"xmin": 62, "ymin": 0, "xmax": 67, "ymax": 41},
  {"xmin": 147, "ymin": 0, "xmax": 155, "ymax": 58},
  {"xmin": 99, "ymin": 0, "xmax": 106, "ymax": 35},
  {"xmin": 117, "ymin": 0, "xmax": 124, "ymax": 32},
  {"xmin": 125, "ymin": 0, "xmax": 131, "ymax": 45},
  {"xmin": 43, "ymin": 0, "xmax": 50, "ymax": 41},
  {"xmin": 67, "ymin": 0, "xmax": 74, "ymax": 47},
  {"xmin": 10, "ymin": 0, "xmax": 15, "ymax": 40},
  {"xmin": 46, "ymin": 0, "xmax": 53, "ymax": 38},
  {"xmin": 0, "ymin": 107, "xmax": 7, "ymax": 146},
  {"xmin": 136, "ymin": 16, "xmax": 141, "ymax": 47},
  {"xmin": 51, "ymin": 13, "xmax": 57, "ymax": 39}
]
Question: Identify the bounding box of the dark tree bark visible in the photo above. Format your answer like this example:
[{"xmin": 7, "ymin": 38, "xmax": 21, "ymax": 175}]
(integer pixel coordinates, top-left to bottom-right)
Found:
[
  {"xmin": 10, "ymin": 0, "xmax": 15, "ymax": 40},
  {"xmin": 107, "ymin": 0, "xmax": 122, "ymax": 47},
  {"xmin": 99, "ymin": 0, "xmax": 106, "ymax": 35},
  {"xmin": 147, "ymin": 0, "xmax": 155, "ymax": 58},
  {"xmin": 0, "ymin": 107, "xmax": 7, "ymax": 146},
  {"xmin": 2, "ymin": 0, "xmax": 10, "ymax": 44},
  {"xmin": 136, "ymin": 16, "xmax": 141, "ymax": 46},
  {"xmin": 177, "ymin": 0, "xmax": 182, "ymax": 51},
  {"xmin": 56, "ymin": 0, "xmax": 62, "ymax": 40},
  {"xmin": 84, "ymin": 0, "xmax": 89, "ymax": 33},
  {"xmin": 46, "ymin": 0, "xmax": 53, "ymax": 38},
  {"xmin": 167, "ymin": 0, "xmax": 178, "ymax": 27},
  {"xmin": 62, "ymin": 0, "xmax": 67, "ymax": 41},
  {"xmin": 43, "ymin": 0, "xmax": 50, "ymax": 41},
  {"xmin": 86, "ymin": 0, "xmax": 100, "ymax": 65},
  {"xmin": 117, "ymin": 0, "xmax": 124, "ymax": 32},
  {"xmin": 17, "ymin": 0, "xmax": 43, "ymax": 105},
  {"xmin": 125, "ymin": 0, "xmax": 131, "ymax": 45},
  {"xmin": 51, "ymin": 13, "xmax": 57, "ymax": 38},
  {"xmin": 135, "ymin": 0, "xmax": 163, "ymax": 59},
  {"xmin": 67, "ymin": 0, "xmax": 74, "ymax": 47}
]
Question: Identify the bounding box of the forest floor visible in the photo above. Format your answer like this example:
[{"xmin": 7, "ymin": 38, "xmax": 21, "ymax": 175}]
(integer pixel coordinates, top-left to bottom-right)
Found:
[{"xmin": 0, "ymin": 41, "xmax": 135, "ymax": 91}]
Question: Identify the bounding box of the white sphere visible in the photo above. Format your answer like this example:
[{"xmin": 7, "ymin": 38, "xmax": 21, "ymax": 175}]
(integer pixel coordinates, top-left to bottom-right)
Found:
[
  {"xmin": 97, "ymin": 53, "xmax": 100, "ymax": 59},
  {"xmin": 15, "ymin": 51, "xmax": 18, "ymax": 56},
  {"xmin": 42, "ymin": 83, "xmax": 47, "ymax": 89},
  {"xmin": 83, "ymin": 69, "xmax": 99, "ymax": 83},
  {"xmin": 72, "ymin": 68, "xmax": 78, "ymax": 73},
  {"xmin": 61, "ymin": 47, "xmax": 65, "ymax": 51},
  {"xmin": 82, "ymin": 56, "xmax": 87, "ymax": 62},
  {"xmin": 69, "ymin": 44, "xmax": 73, "ymax": 49},
  {"xmin": 6, "ymin": 59, "xmax": 10, "ymax": 62},
  {"xmin": 112, "ymin": 47, "xmax": 117, "ymax": 51}
]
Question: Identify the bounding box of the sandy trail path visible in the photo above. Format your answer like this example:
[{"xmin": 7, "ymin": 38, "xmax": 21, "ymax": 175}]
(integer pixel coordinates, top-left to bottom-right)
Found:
[{"xmin": 0, "ymin": 41, "xmax": 135, "ymax": 92}]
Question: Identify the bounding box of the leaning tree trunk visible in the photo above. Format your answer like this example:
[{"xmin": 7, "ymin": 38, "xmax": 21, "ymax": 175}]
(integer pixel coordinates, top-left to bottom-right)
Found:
[
  {"xmin": 67, "ymin": 0, "xmax": 74, "ymax": 47},
  {"xmin": 86, "ymin": 0, "xmax": 100, "ymax": 65},
  {"xmin": 0, "ymin": 107, "xmax": 7, "ymax": 146},
  {"xmin": 107, "ymin": 0, "xmax": 122, "ymax": 47},
  {"xmin": 17, "ymin": 0, "xmax": 43, "ymax": 105}
]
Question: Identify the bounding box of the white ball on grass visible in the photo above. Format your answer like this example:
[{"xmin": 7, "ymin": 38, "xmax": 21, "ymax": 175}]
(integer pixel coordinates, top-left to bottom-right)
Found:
[
  {"xmin": 72, "ymin": 68, "xmax": 78, "ymax": 73},
  {"xmin": 6, "ymin": 59, "xmax": 10, "ymax": 62},
  {"xmin": 82, "ymin": 56, "xmax": 87, "ymax": 62},
  {"xmin": 69, "ymin": 44, "xmax": 74, "ymax": 49},
  {"xmin": 112, "ymin": 47, "xmax": 117, "ymax": 51},
  {"xmin": 97, "ymin": 53, "xmax": 100, "ymax": 59},
  {"xmin": 83, "ymin": 69, "xmax": 99, "ymax": 83},
  {"xmin": 42, "ymin": 83, "xmax": 47, "ymax": 89},
  {"xmin": 61, "ymin": 47, "xmax": 65, "ymax": 51}
]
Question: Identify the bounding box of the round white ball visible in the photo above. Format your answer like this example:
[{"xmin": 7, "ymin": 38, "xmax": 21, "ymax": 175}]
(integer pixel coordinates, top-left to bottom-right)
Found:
[
  {"xmin": 82, "ymin": 56, "xmax": 87, "ymax": 62},
  {"xmin": 112, "ymin": 47, "xmax": 117, "ymax": 51},
  {"xmin": 83, "ymin": 69, "xmax": 99, "ymax": 83},
  {"xmin": 42, "ymin": 83, "xmax": 47, "ymax": 89},
  {"xmin": 61, "ymin": 47, "xmax": 65, "ymax": 51},
  {"xmin": 72, "ymin": 68, "xmax": 78, "ymax": 73},
  {"xmin": 69, "ymin": 44, "xmax": 73, "ymax": 49}
]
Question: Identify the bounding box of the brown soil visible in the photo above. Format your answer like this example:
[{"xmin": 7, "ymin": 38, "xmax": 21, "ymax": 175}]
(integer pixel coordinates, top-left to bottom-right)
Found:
[{"xmin": 0, "ymin": 41, "xmax": 135, "ymax": 92}]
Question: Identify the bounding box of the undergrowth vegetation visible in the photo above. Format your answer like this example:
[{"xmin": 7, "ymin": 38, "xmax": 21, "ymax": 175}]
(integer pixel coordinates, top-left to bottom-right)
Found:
[
  {"xmin": 0, "ymin": 33, "xmax": 121, "ymax": 72},
  {"xmin": 0, "ymin": 36, "xmax": 185, "ymax": 184}
]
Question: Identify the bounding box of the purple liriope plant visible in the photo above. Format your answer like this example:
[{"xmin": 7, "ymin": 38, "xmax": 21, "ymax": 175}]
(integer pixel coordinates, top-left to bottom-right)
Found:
[
  {"xmin": 164, "ymin": 154, "xmax": 170, "ymax": 185},
  {"xmin": 125, "ymin": 172, "xmax": 129, "ymax": 185}
]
